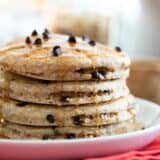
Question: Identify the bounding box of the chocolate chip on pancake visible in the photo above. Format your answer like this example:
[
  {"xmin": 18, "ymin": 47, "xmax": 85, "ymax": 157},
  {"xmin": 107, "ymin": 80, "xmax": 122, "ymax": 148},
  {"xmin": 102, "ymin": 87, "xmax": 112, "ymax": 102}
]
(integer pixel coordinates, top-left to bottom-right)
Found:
[
  {"xmin": 68, "ymin": 35, "xmax": 76, "ymax": 46},
  {"xmin": 66, "ymin": 133, "xmax": 76, "ymax": 139},
  {"xmin": 25, "ymin": 36, "xmax": 32, "ymax": 45},
  {"xmin": 60, "ymin": 96, "xmax": 70, "ymax": 103},
  {"xmin": 72, "ymin": 115, "xmax": 85, "ymax": 125},
  {"xmin": 88, "ymin": 40, "xmax": 96, "ymax": 46},
  {"xmin": 82, "ymin": 35, "xmax": 89, "ymax": 41},
  {"xmin": 41, "ymin": 80, "xmax": 51, "ymax": 84},
  {"xmin": 42, "ymin": 32, "xmax": 49, "ymax": 41},
  {"xmin": 46, "ymin": 114, "xmax": 55, "ymax": 123},
  {"xmin": 103, "ymin": 90, "xmax": 111, "ymax": 94},
  {"xmin": 42, "ymin": 134, "xmax": 50, "ymax": 140},
  {"xmin": 31, "ymin": 30, "xmax": 38, "ymax": 36},
  {"xmin": 52, "ymin": 46, "xmax": 62, "ymax": 56},
  {"xmin": 51, "ymin": 126, "xmax": 57, "ymax": 129},
  {"xmin": 16, "ymin": 102, "xmax": 28, "ymax": 107},
  {"xmin": 89, "ymin": 115, "xmax": 94, "ymax": 119},
  {"xmin": 44, "ymin": 28, "xmax": 50, "ymax": 34},
  {"xmin": 115, "ymin": 46, "xmax": 122, "ymax": 52},
  {"xmin": 34, "ymin": 38, "xmax": 42, "ymax": 46},
  {"xmin": 91, "ymin": 71, "xmax": 104, "ymax": 80},
  {"xmin": 98, "ymin": 69, "xmax": 107, "ymax": 77}
]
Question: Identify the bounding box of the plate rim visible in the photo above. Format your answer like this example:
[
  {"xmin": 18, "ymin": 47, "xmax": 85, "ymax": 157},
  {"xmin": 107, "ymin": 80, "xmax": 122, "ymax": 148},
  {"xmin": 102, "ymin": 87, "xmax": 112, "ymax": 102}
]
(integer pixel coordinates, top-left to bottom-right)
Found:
[{"xmin": 0, "ymin": 97, "xmax": 160, "ymax": 144}]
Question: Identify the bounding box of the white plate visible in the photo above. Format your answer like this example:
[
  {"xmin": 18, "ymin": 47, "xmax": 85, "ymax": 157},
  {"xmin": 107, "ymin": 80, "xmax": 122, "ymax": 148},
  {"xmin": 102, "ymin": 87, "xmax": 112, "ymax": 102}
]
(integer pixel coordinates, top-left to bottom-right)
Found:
[{"xmin": 0, "ymin": 98, "xmax": 160, "ymax": 160}]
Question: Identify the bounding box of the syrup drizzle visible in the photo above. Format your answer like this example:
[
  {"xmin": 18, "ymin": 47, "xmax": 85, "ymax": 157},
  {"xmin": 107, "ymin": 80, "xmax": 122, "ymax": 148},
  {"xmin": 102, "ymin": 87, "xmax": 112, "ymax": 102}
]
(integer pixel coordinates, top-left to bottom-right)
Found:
[{"xmin": 90, "ymin": 45, "xmax": 101, "ymax": 136}]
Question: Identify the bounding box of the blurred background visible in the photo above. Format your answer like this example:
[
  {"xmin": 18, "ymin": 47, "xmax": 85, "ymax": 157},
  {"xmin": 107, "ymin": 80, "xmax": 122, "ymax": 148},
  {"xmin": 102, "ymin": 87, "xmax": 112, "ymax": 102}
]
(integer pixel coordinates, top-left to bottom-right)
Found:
[{"xmin": 0, "ymin": 0, "xmax": 159, "ymax": 103}]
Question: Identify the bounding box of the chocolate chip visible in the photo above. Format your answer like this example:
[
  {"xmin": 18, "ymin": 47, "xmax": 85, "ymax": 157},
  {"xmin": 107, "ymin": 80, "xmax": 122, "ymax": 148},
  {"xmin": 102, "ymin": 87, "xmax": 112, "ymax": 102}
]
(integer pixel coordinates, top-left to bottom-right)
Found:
[
  {"xmin": 41, "ymin": 80, "xmax": 50, "ymax": 84},
  {"xmin": 46, "ymin": 114, "xmax": 55, "ymax": 123},
  {"xmin": 88, "ymin": 40, "xmax": 96, "ymax": 46},
  {"xmin": 42, "ymin": 135, "xmax": 50, "ymax": 140},
  {"xmin": 91, "ymin": 71, "xmax": 103, "ymax": 80},
  {"xmin": 91, "ymin": 71, "xmax": 98, "ymax": 79},
  {"xmin": 68, "ymin": 35, "xmax": 76, "ymax": 44},
  {"xmin": 60, "ymin": 96, "xmax": 70, "ymax": 103},
  {"xmin": 72, "ymin": 115, "xmax": 84, "ymax": 125},
  {"xmin": 31, "ymin": 30, "xmax": 38, "ymax": 36},
  {"xmin": 66, "ymin": 133, "xmax": 75, "ymax": 139},
  {"xmin": 34, "ymin": 38, "xmax": 42, "ymax": 45},
  {"xmin": 89, "ymin": 115, "xmax": 94, "ymax": 119},
  {"xmin": 103, "ymin": 90, "xmax": 111, "ymax": 94},
  {"xmin": 92, "ymin": 71, "xmax": 100, "ymax": 79},
  {"xmin": 51, "ymin": 126, "xmax": 56, "ymax": 129},
  {"xmin": 52, "ymin": 46, "xmax": 62, "ymax": 56},
  {"xmin": 44, "ymin": 28, "xmax": 50, "ymax": 34},
  {"xmin": 16, "ymin": 102, "xmax": 28, "ymax": 107},
  {"xmin": 82, "ymin": 35, "xmax": 89, "ymax": 41},
  {"xmin": 76, "ymin": 69, "xmax": 85, "ymax": 74},
  {"xmin": 42, "ymin": 32, "xmax": 49, "ymax": 40},
  {"xmin": 98, "ymin": 69, "xmax": 106, "ymax": 77},
  {"xmin": 25, "ymin": 36, "xmax": 32, "ymax": 45},
  {"xmin": 115, "ymin": 46, "xmax": 121, "ymax": 52}
]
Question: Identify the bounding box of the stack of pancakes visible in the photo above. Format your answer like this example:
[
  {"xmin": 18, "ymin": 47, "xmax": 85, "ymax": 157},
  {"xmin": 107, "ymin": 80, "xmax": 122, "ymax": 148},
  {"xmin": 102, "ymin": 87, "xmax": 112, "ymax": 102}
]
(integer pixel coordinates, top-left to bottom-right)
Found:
[{"xmin": 0, "ymin": 30, "xmax": 139, "ymax": 139}]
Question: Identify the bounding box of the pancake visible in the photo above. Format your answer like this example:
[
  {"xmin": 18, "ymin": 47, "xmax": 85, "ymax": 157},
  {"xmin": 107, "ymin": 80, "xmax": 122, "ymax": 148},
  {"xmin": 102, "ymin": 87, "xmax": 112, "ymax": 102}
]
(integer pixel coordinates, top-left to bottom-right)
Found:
[
  {"xmin": 1, "ymin": 95, "xmax": 136, "ymax": 126},
  {"xmin": 0, "ymin": 70, "xmax": 128, "ymax": 93},
  {"xmin": 0, "ymin": 124, "xmax": 3, "ymax": 138},
  {"xmin": 2, "ymin": 119, "xmax": 140, "ymax": 139},
  {"xmin": 0, "ymin": 119, "xmax": 4, "ymax": 138},
  {"xmin": 0, "ymin": 30, "xmax": 138, "ymax": 140},
  {"xmin": 0, "ymin": 100, "xmax": 2, "ymax": 125},
  {"xmin": 0, "ymin": 71, "xmax": 129, "ymax": 105},
  {"xmin": 0, "ymin": 33, "xmax": 130, "ymax": 81}
]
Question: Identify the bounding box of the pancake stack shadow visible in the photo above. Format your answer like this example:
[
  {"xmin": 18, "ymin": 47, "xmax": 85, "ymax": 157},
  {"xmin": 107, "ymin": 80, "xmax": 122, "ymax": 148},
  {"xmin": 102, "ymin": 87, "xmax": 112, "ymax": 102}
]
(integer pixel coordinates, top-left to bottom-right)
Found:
[{"xmin": 0, "ymin": 30, "xmax": 140, "ymax": 139}]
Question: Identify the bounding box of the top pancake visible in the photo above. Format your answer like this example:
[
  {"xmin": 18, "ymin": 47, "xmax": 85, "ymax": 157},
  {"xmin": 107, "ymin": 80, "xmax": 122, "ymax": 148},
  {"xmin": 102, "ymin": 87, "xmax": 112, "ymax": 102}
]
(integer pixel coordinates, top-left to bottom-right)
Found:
[{"xmin": 0, "ymin": 32, "xmax": 130, "ymax": 81}]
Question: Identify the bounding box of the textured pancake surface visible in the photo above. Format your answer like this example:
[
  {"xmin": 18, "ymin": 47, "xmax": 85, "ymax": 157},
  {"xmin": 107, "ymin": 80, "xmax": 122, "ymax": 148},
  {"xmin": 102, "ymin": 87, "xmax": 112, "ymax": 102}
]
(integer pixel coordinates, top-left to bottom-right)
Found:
[
  {"xmin": 0, "ymin": 34, "xmax": 130, "ymax": 81},
  {"xmin": 0, "ymin": 71, "xmax": 129, "ymax": 105},
  {"xmin": 3, "ymin": 119, "xmax": 140, "ymax": 139},
  {"xmin": 1, "ymin": 95, "xmax": 136, "ymax": 126}
]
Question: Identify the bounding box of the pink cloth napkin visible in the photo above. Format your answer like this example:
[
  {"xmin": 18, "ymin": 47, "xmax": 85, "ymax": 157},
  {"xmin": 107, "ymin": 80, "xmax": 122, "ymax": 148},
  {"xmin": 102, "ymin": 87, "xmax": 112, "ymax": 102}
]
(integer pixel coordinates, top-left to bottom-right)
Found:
[{"xmin": 86, "ymin": 136, "xmax": 160, "ymax": 160}]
